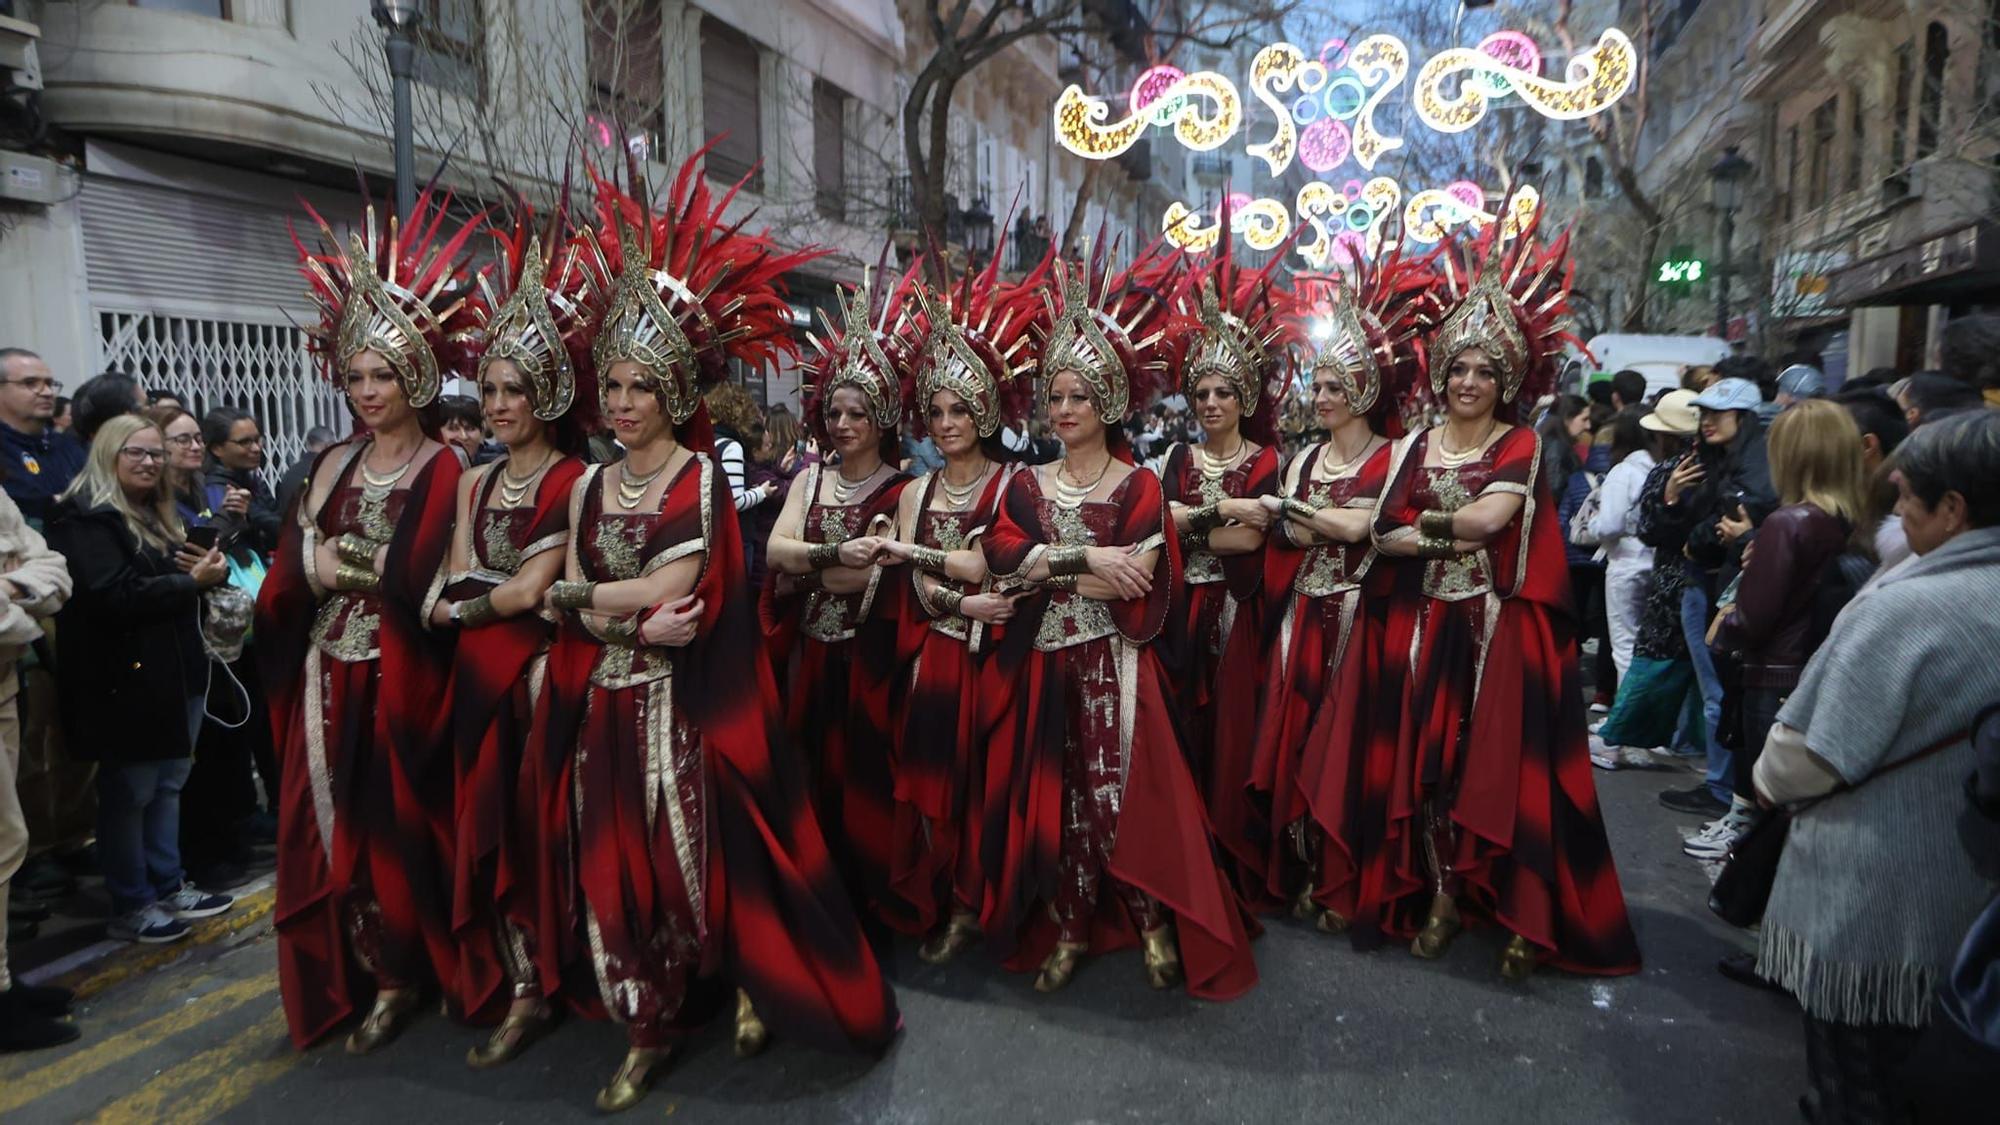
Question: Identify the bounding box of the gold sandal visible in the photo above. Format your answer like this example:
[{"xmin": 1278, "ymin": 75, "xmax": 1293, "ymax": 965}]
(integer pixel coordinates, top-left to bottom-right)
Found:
[
  {"xmin": 1499, "ymin": 934, "xmax": 1539, "ymax": 982},
  {"xmin": 733, "ymin": 989, "xmax": 769, "ymax": 1058},
  {"xmin": 345, "ymin": 988, "xmax": 421, "ymax": 1055},
  {"xmin": 1033, "ymin": 941, "xmax": 1088, "ymax": 993},
  {"xmin": 466, "ymin": 1002, "xmax": 553, "ymax": 1068},
  {"xmin": 594, "ymin": 1046, "xmax": 673, "ymax": 1113},
  {"xmin": 1141, "ymin": 926, "xmax": 1183, "ymax": 991},
  {"xmin": 918, "ymin": 913, "xmax": 981, "ymax": 965},
  {"xmin": 1410, "ymin": 893, "xmax": 1461, "ymax": 960}
]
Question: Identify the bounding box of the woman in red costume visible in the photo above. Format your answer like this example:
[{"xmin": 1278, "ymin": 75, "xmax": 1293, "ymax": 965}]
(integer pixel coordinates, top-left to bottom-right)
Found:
[
  {"xmin": 431, "ymin": 212, "xmax": 596, "ymax": 1064},
  {"xmin": 1248, "ymin": 256, "xmax": 1431, "ymax": 942},
  {"xmin": 872, "ymin": 256, "xmax": 1046, "ymax": 961},
  {"xmin": 260, "ymin": 192, "xmax": 482, "ymax": 1051},
  {"xmin": 764, "ymin": 273, "xmax": 915, "ymax": 920},
  {"xmin": 1370, "ymin": 220, "xmax": 1640, "ymax": 980},
  {"xmin": 980, "ymin": 245, "xmax": 1257, "ymax": 998},
  {"xmin": 1157, "ymin": 252, "xmax": 1299, "ymax": 903},
  {"xmin": 533, "ymin": 162, "xmax": 897, "ymax": 1111}
]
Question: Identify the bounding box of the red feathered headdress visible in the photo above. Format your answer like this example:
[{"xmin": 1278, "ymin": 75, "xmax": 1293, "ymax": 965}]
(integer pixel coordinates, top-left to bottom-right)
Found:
[
  {"xmin": 293, "ymin": 189, "xmax": 485, "ymax": 408},
  {"xmin": 1037, "ymin": 236, "xmax": 1191, "ymax": 424},
  {"xmin": 1177, "ymin": 235, "xmax": 1307, "ymax": 445},
  {"xmin": 1427, "ymin": 202, "xmax": 1582, "ymax": 412},
  {"xmin": 1292, "ymin": 243, "xmax": 1439, "ymax": 438},
  {"xmin": 586, "ymin": 145, "xmax": 824, "ymax": 434},
  {"xmin": 463, "ymin": 189, "xmax": 605, "ymax": 428},
  {"xmin": 801, "ymin": 252, "xmax": 925, "ymax": 441},
  {"xmin": 903, "ymin": 232, "xmax": 1052, "ymax": 440}
]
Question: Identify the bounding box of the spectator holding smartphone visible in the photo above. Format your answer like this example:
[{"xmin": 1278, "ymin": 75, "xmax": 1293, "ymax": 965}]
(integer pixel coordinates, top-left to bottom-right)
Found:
[
  {"xmin": 45, "ymin": 414, "xmax": 235, "ymax": 944},
  {"xmin": 201, "ymin": 408, "xmax": 279, "ymax": 557}
]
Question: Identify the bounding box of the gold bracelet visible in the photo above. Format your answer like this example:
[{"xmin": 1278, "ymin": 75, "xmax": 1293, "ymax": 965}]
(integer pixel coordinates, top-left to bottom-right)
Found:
[
  {"xmin": 335, "ymin": 533, "xmax": 380, "ymax": 568},
  {"xmin": 335, "ymin": 562, "xmax": 380, "ymax": 593},
  {"xmin": 933, "ymin": 586, "xmax": 965, "ymax": 616},
  {"xmin": 598, "ymin": 614, "xmax": 639, "ymax": 644},
  {"xmin": 806, "ymin": 541, "xmax": 842, "ymax": 570},
  {"xmin": 1417, "ymin": 535, "xmax": 1456, "ymax": 559},
  {"xmin": 549, "ymin": 580, "xmax": 595, "ymax": 610},
  {"xmin": 1046, "ymin": 545, "xmax": 1090, "ymax": 577},
  {"xmin": 1419, "ymin": 510, "xmax": 1455, "ymax": 539},
  {"xmin": 1186, "ymin": 503, "xmax": 1225, "ymax": 534},
  {"xmin": 457, "ymin": 593, "xmax": 498, "ymax": 628},
  {"xmin": 1284, "ymin": 497, "xmax": 1319, "ymax": 522},
  {"xmin": 909, "ymin": 545, "xmax": 950, "ymax": 573}
]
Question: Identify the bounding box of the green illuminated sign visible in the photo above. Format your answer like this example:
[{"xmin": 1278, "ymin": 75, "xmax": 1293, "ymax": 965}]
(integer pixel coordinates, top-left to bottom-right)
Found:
[{"xmin": 1657, "ymin": 257, "xmax": 1705, "ymax": 284}]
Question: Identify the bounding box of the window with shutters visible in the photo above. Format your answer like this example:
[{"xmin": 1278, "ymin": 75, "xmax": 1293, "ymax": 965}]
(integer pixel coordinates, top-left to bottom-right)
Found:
[
  {"xmin": 1782, "ymin": 125, "xmax": 1799, "ymax": 221},
  {"xmin": 1917, "ymin": 22, "xmax": 1949, "ymax": 160},
  {"xmin": 814, "ymin": 80, "xmax": 847, "ymax": 219},
  {"xmin": 702, "ymin": 18, "xmax": 763, "ymax": 190},
  {"xmin": 1846, "ymin": 91, "xmax": 1865, "ymax": 193},
  {"xmin": 584, "ymin": 0, "xmax": 665, "ymax": 164},
  {"xmin": 1891, "ymin": 43, "xmax": 1914, "ymax": 169},
  {"xmin": 1809, "ymin": 99, "xmax": 1835, "ymax": 206},
  {"xmin": 413, "ymin": 0, "xmax": 485, "ymax": 103}
]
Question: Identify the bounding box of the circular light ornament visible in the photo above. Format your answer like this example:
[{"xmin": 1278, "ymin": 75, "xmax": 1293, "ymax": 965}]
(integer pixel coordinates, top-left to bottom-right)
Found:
[
  {"xmin": 1318, "ymin": 38, "xmax": 1349, "ymax": 71},
  {"xmin": 1473, "ymin": 31, "xmax": 1541, "ymax": 98},
  {"xmin": 1445, "ymin": 180, "xmax": 1486, "ymax": 209},
  {"xmin": 1291, "ymin": 94, "xmax": 1321, "ymax": 124},
  {"xmin": 1298, "ymin": 119, "xmax": 1350, "ymax": 172},
  {"xmin": 1130, "ymin": 65, "xmax": 1189, "ymax": 125},
  {"xmin": 1344, "ymin": 203, "xmax": 1374, "ymax": 232},
  {"xmin": 1321, "ymin": 75, "xmax": 1367, "ymax": 120}
]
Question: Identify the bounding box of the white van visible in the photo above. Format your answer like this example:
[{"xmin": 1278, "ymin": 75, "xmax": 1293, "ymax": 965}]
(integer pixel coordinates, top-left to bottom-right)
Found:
[{"xmin": 1565, "ymin": 334, "xmax": 1729, "ymax": 400}]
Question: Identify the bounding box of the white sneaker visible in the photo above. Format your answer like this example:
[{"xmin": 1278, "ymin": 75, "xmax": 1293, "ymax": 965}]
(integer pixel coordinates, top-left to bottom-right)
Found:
[
  {"xmin": 160, "ymin": 881, "xmax": 235, "ymax": 920},
  {"xmin": 1589, "ymin": 716, "xmax": 1608, "ymax": 735},
  {"xmin": 1683, "ymin": 805, "xmax": 1756, "ymax": 860},
  {"xmin": 107, "ymin": 903, "xmax": 191, "ymax": 944},
  {"xmin": 1589, "ymin": 733, "xmax": 1624, "ymax": 771}
]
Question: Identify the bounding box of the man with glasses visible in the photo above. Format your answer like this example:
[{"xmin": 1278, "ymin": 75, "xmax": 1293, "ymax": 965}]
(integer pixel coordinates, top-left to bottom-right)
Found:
[
  {"xmin": 0, "ymin": 350, "xmax": 85, "ymax": 526},
  {"xmin": 199, "ymin": 408, "xmax": 278, "ymax": 556}
]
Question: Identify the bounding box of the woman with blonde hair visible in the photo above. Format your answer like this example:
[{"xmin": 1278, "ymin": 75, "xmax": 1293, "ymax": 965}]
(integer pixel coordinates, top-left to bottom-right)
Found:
[
  {"xmin": 46, "ymin": 414, "xmax": 234, "ymax": 946},
  {"xmin": 1693, "ymin": 400, "xmax": 1872, "ymax": 861}
]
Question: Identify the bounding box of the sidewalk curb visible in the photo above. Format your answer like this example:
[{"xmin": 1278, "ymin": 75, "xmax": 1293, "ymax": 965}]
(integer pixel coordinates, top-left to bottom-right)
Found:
[{"xmin": 19, "ymin": 875, "xmax": 277, "ymax": 1001}]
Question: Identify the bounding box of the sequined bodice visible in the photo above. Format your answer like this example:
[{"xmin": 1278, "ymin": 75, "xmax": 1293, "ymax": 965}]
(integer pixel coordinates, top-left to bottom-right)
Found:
[
  {"xmin": 1032, "ymin": 496, "xmax": 1120, "ymax": 651},
  {"xmin": 581, "ymin": 512, "xmax": 657, "ymax": 582},
  {"xmin": 918, "ymin": 504, "xmax": 986, "ymax": 642},
  {"xmin": 474, "ymin": 507, "xmax": 535, "ymax": 576},
  {"xmin": 1178, "ymin": 452, "xmax": 1252, "ymax": 585},
  {"xmin": 1413, "ymin": 449, "xmax": 1497, "ymax": 602},
  {"xmin": 310, "ymin": 484, "xmax": 413, "ymax": 663},
  {"xmin": 1292, "ymin": 460, "xmax": 1375, "ymax": 597},
  {"xmin": 800, "ymin": 499, "xmax": 877, "ymax": 644}
]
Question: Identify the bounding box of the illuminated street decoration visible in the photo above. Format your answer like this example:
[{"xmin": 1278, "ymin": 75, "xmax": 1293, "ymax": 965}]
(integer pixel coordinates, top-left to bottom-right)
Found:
[
  {"xmin": 1346, "ymin": 35, "xmax": 1409, "ymax": 171},
  {"xmin": 1129, "ymin": 65, "xmax": 1188, "ymax": 125},
  {"xmin": 1471, "ymin": 31, "xmax": 1541, "ymax": 97},
  {"xmin": 1247, "ymin": 43, "xmax": 1314, "ymax": 175},
  {"xmin": 1413, "ymin": 28, "xmax": 1637, "ymax": 133},
  {"xmin": 1054, "ymin": 69, "xmax": 1241, "ymax": 158},
  {"xmin": 1404, "ymin": 183, "xmax": 1542, "ymax": 242}
]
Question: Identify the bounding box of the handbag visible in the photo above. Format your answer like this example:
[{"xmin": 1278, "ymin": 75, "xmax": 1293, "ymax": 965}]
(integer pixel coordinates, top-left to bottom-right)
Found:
[
  {"xmin": 1567, "ymin": 471, "xmax": 1604, "ymax": 547},
  {"xmin": 1709, "ymin": 724, "xmax": 1969, "ymax": 928}
]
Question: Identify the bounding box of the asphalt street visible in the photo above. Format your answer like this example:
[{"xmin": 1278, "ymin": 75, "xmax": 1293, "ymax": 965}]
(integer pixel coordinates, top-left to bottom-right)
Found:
[{"xmin": 0, "ymin": 761, "xmax": 1802, "ymax": 1124}]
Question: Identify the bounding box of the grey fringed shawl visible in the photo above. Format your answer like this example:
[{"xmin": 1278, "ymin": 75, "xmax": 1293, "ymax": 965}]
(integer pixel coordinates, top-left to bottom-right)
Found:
[{"xmin": 1759, "ymin": 526, "xmax": 2000, "ymax": 1026}]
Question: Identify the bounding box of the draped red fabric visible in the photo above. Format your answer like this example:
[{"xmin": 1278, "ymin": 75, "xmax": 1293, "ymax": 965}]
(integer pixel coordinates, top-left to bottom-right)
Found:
[
  {"xmin": 257, "ymin": 444, "xmax": 464, "ymax": 1049},
  {"xmin": 1247, "ymin": 443, "xmax": 1401, "ymax": 930},
  {"xmin": 1371, "ymin": 427, "xmax": 1640, "ymax": 974},
  {"xmin": 531, "ymin": 457, "xmax": 899, "ymax": 1050},
  {"xmin": 886, "ymin": 468, "xmax": 1014, "ymax": 934},
  {"xmin": 980, "ymin": 468, "xmax": 1258, "ymax": 1000},
  {"xmin": 445, "ymin": 456, "xmax": 586, "ymax": 1023}
]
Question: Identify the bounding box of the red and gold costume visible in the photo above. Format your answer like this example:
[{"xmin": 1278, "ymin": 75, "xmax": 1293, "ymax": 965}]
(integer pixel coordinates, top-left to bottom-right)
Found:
[
  {"xmin": 884, "ymin": 254, "xmax": 1046, "ymax": 939},
  {"xmin": 262, "ymin": 192, "xmax": 482, "ymax": 1047},
  {"xmin": 1370, "ymin": 221, "xmax": 1640, "ymax": 975},
  {"xmin": 1157, "ymin": 249, "xmax": 1300, "ymax": 904},
  {"xmin": 980, "ymin": 246, "xmax": 1258, "ymax": 999},
  {"xmin": 443, "ymin": 213, "xmax": 598, "ymax": 1022},
  {"xmin": 764, "ymin": 271, "xmax": 918, "ymax": 919},
  {"xmin": 527, "ymin": 159, "xmax": 898, "ymax": 1052},
  {"xmin": 1247, "ymin": 255, "xmax": 1433, "ymax": 942}
]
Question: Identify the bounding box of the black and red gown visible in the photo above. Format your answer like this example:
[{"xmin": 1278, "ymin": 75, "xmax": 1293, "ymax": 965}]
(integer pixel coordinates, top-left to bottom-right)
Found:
[
  {"xmin": 257, "ymin": 441, "xmax": 464, "ymax": 1049},
  {"xmin": 443, "ymin": 456, "xmax": 585, "ymax": 1023},
  {"xmin": 531, "ymin": 456, "xmax": 898, "ymax": 1050},
  {"xmin": 1371, "ymin": 426, "xmax": 1640, "ymax": 974},
  {"xmin": 1246, "ymin": 440, "xmax": 1397, "ymax": 938},
  {"xmin": 887, "ymin": 466, "xmax": 1013, "ymax": 935},
  {"xmin": 980, "ymin": 466, "xmax": 1258, "ymax": 999},
  {"xmin": 761, "ymin": 463, "xmax": 911, "ymax": 920},
  {"xmin": 1158, "ymin": 442, "xmax": 1278, "ymax": 905}
]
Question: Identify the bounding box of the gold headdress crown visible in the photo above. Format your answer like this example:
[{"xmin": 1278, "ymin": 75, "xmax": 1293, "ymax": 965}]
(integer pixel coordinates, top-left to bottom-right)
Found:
[
  {"xmin": 804, "ymin": 266, "xmax": 914, "ymax": 433},
  {"xmin": 1426, "ymin": 205, "xmax": 1577, "ymax": 406},
  {"xmin": 592, "ymin": 222, "xmax": 715, "ymax": 424},
  {"xmin": 1038, "ymin": 241, "xmax": 1186, "ymax": 424},
  {"xmin": 471, "ymin": 231, "xmax": 604, "ymax": 422},
  {"xmin": 1182, "ymin": 278, "xmax": 1284, "ymax": 416}
]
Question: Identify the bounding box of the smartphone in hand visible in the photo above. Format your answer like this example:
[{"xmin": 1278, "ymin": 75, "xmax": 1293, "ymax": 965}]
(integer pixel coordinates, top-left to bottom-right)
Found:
[{"xmin": 184, "ymin": 525, "xmax": 219, "ymax": 551}]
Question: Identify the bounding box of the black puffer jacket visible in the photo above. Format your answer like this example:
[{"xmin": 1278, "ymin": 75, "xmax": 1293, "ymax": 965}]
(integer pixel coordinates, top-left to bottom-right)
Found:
[
  {"xmin": 1638, "ymin": 411, "xmax": 1776, "ymax": 592},
  {"xmin": 45, "ymin": 496, "xmax": 207, "ymax": 763}
]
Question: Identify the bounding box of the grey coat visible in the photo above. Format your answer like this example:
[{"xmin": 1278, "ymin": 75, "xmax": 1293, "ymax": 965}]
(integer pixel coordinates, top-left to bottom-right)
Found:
[{"xmin": 1759, "ymin": 525, "xmax": 2000, "ymax": 1026}]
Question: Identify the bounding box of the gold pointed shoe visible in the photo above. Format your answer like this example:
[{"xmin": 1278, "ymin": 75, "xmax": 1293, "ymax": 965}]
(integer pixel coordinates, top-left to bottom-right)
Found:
[
  {"xmin": 1410, "ymin": 894, "xmax": 1461, "ymax": 960},
  {"xmin": 466, "ymin": 1004, "xmax": 553, "ymax": 1069},
  {"xmin": 1316, "ymin": 908, "xmax": 1351, "ymax": 936},
  {"xmin": 344, "ymin": 989, "xmax": 421, "ymax": 1055},
  {"xmin": 918, "ymin": 915, "xmax": 981, "ymax": 965},
  {"xmin": 1290, "ymin": 887, "xmax": 1321, "ymax": 922},
  {"xmin": 1140, "ymin": 926, "xmax": 1183, "ymax": 991},
  {"xmin": 1499, "ymin": 934, "xmax": 1540, "ymax": 982},
  {"xmin": 733, "ymin": 989, "xmax": 769, "ymax": 1058},
  {"xmin": 1033, "ymin": 941, "xmax": 1088, "ymax": 993},
  {"xmin": 594, "ymin": 1047, "xmax": 672, "ymax": 1114}
]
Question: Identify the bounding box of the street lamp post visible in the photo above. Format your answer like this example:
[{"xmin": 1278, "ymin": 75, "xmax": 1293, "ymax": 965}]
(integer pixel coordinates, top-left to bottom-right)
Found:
[
  {"xmin": 962, "ymin": 198, "xmax": 995, "ymax": 272},
  {"xmin": 1708, "ymin": 145, "xmax": 1752, "ymax": 342},
  {"xmin": 373, "ymin": 0, "xmax": 424, "ymax": 223}
]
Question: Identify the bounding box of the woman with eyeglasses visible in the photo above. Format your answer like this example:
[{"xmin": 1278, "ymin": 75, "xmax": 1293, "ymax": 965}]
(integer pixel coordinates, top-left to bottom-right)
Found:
[
  {"xmin": 201, "ymin": 408, "xmax": 279, "ymax": 558},
  {"xmin": 45, "ymin": 414, "xmax": 236, "ymax": 945}
]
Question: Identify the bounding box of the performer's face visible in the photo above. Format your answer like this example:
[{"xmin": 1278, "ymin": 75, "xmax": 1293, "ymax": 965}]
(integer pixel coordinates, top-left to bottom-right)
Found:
[
  {"xmin": 1310, "ymin": 369, "xmax": 1352, "ymax": 428},
  {"xmin": 1444, "ymin": 349, "xmax": 1499, "ymax": 422},
  {"xmin": 603, "ymin": 360, "xmax": 668, "ymax": 448},
  {"xmin": 1045, "ymin": 370, "xmax": 1103, "ymax": 447},
  {"xmin": 480, "ymin": 358, "xmax": 545, "ymax": 450},
  {"xmin": 927, "ymin": 390, "xmax": 979, "ymax": 458},
  {"xmin": 1192, "ymin": 374, "xmax": 1243, "ymax": 439},
  {"xmin": 825, "ymin": 387, "xmax": 879, "ymax": 458},
  {"xmin": 344, "ymin": 349, "xmax": 412, "ymax": 432}
]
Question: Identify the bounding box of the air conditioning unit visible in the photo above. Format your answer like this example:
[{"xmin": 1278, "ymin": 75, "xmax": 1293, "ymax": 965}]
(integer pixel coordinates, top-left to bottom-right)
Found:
[
  {"xmin": 0, "ymin": 151, "xmax": 71, "ymax": 205},
  {"xmin": 0, "ymin": 12, "xmax": 41, "ymax": 92}
]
